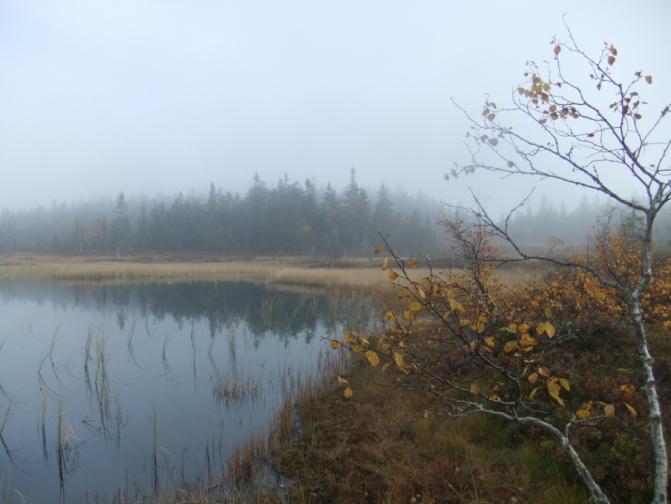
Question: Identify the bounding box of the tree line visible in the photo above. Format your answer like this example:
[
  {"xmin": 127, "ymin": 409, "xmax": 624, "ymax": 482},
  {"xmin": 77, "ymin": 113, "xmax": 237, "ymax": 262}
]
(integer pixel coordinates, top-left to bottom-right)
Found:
[
  {"xmin": 2, "ymin": 171, "xmax": 667, "ymax": 258},
  {"xmin": 0, "ymin": 171, "xmax": 441, "ymax": 258}
]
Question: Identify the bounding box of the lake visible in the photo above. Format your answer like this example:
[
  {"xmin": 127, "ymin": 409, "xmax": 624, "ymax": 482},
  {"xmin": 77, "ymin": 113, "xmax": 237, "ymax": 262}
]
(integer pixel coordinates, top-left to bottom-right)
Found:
[{"xmin": 0, "ymin": 280, "xmax": 378, "ymax": 503}]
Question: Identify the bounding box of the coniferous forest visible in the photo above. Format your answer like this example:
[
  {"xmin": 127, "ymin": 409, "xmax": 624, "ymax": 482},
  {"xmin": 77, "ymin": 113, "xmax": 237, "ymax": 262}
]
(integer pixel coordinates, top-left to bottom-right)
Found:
[
  {"xmin": 0, "ymin": 171, "xmax": 441, "ymax": 257},
  {"xmin": 2, "ymin": 170, "xmax": 668, "ymax": 258}
]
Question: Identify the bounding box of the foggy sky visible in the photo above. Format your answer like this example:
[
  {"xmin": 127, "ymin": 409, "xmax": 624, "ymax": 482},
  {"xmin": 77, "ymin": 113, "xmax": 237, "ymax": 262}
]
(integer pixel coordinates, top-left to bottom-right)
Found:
[{"xmin": 1, "ymin": 0, "xmax": 670, "ymax": 214}]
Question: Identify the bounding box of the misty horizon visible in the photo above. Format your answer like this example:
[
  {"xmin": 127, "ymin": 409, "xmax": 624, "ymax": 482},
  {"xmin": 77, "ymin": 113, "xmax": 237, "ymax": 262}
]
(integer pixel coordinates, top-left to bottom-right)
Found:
[{"xmin": 2, "ymin": 1, "xmax": 670, "ymax": 216}]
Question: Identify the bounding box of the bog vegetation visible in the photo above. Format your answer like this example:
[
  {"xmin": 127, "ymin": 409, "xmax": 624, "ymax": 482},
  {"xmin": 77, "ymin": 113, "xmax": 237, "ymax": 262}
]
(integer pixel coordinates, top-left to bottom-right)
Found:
[{"xmin": 330, "ymin": 32, "xmax": 671, "ymax": 503}]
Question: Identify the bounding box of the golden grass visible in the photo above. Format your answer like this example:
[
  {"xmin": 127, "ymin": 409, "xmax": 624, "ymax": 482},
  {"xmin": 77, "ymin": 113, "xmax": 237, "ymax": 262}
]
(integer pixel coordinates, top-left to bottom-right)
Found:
[
  {"xmin": 0, "ymin": 255, "xmax": 540, "ymax": 294},
  {"xmin": 0, "ymin": 255, "xmax": 391, "ymax": 290}
]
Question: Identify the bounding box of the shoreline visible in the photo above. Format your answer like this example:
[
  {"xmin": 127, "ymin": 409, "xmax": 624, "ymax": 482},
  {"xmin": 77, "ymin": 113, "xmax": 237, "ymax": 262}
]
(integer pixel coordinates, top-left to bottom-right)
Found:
[
  {"xmin": 0, "ymin": 254, "xmax": 541, "ymax": 294},
  {"xmin": 0, "ymin": 255, "xmax": 396, "ymax": 293}
]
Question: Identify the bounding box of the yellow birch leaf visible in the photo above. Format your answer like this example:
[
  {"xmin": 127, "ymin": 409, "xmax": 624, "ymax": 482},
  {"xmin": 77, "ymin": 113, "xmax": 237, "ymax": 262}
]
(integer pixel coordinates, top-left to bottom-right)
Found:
[
  {"xmin": 503, "ymin": 341, "xmax": 518, "ymax": 353},
  {"xmin": 387, "ymin": 270, "xmax": 398, "ymax": 281},
  {"xmin": 365, "ymin": 350, "xmax": 380, "ymax": 368},
  {"xmin": 547, "ymin": 380, "xmax": 565, "ymax": 407},
  {"xmin": 576, "ymin": 408, "xmax": 591, "ymax": 419},
  {"xmin": 624, "ymin": 403, "xmax": 638, "ymax": 418},
  {"xmin": 520, "ymin": 333, "xmax": 538, "ymax": 351},
  {"xmin": 484, "ymin": 336, "xmax": 496, "ymax": 348},
  {"xmin": 393, "ymin": 351, "xmax": 407, "ymax": 369},
  {"xmin": 409, "ymin": 301, "xmax": 422, "ymax": 312},
  {"xmin": 384, "ymin": 310, "xmax": 395, "ymax": 321},
  {"xmin": 502, "ymin": 323, "xmax": 518, "ymax": 333},
  {"xmin": 343, "ymin": 387, "xmax": 353, "ymax": 399},
  {"xmin": 603, "ymin": 404, "xmax": 615, "ymax": 417},
  {"xmin": 528, "ymin": 372, "xmax": 539, "ymax": 384},
  {"xmin": 559, "ymin": 378, "xmax": 570, "ymax": 391},
  {"xmin": 619, "ymin": 384, "xmax": 636, "ymax": 397},
  {"xmin": 374, "ymin": 244, "xmax": 384, "ymax": 254},
  {"xmin": 449, "ymin": 299, "xmax": 465, "ymax": 314},
  {"xmin": 330, "ymin": 340, "xmax": 341, "ymax": 350},
  {"xmin": 469, "ymin": 383, "xmax": 481, "ymax": 395},
  {"xmin": 544, "ymin": 322, "xmax": 556, "ymax": 338},
  {"xmin": 475, "ymin": 314, "xmax": 487, "ymax": 334},
  {"xmin": 537, "ymin": 322, "xmax": 556, "ymax": 338}
]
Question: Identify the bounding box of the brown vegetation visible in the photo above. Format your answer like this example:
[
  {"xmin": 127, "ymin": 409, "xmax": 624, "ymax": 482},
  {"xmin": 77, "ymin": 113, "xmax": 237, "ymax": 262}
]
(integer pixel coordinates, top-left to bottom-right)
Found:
[{"xmin": 0, "ymin": 254, "xmax": 537, "ymax": 294}]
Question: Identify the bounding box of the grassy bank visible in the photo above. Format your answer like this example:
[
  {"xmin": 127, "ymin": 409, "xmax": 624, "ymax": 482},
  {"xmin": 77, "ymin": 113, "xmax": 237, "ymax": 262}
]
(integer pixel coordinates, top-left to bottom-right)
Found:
[
  {"xmin": 223, "ymin": 360, "xmax": 589, "ymax": 504},
  {"xmin": 0, "ymin": 255, "xmax": 540, "ymax": 294},
  {"xmin": 0, "ymin": 255, "xmax": 395, "ymax": 292}
]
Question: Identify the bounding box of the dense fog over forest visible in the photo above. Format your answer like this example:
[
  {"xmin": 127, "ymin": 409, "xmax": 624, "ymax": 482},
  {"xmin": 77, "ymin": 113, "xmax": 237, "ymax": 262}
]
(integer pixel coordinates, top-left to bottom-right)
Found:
[
  {"xmin": 2, "ymin": 172, "xmax": 668, "ymax": 257},
  {"xmin": 1, "ymin": 1, "xmax": 670, "ymax": 215}
]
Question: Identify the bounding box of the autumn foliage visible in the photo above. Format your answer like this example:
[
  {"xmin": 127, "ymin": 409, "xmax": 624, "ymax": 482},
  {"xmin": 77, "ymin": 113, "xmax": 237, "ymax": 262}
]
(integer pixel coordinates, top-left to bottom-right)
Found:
[{"xmin": 330, "ymin": 217, "xmax": 669, "ymax": 501}]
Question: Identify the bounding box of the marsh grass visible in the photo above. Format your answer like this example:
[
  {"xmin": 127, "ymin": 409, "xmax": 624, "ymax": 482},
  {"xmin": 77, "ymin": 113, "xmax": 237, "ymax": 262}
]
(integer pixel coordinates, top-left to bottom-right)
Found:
[
  {"xmin": 56, "ymin": 402, "xmax": 80, "ymax": 493},
  {"xmin": 39, "ymin": 390, "xmax": 48, "ymax": 462},
  {"xmin": 0, "ymin": 465, "xmax": 25, "ymax": 504},
  {"xmin": 0, "ymin": 256, "xmax": 395, "ymax": 290},
  {"xmin": 0, "ymin": 339, "xmax": 7, "ymax": 402},
  {"xmin": 212, "ymin": 373, "xmax": 260, "ymax": 405},
  {"xmin": 0, "ymin": 405, "xmax": 13, "ymax": 466},
  {"xmin": 152, "ymin": 406, "xmax": 159, "ymax": 497},
  {"xmin": 0, "ymin": 255, "xmax": 537, "ymax": 295},
  {"xmin": 267, "ymin": 361, "xmax": 589, "ymax": 504},
  {"xmin": 80, "ymin": 330, "xmax": 126, "ymax": 446}
]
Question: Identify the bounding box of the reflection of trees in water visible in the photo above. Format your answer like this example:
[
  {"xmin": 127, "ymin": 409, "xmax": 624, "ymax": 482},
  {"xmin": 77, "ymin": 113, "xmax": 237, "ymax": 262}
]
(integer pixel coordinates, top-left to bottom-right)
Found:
[{"xmin": 0, "ymin": 281, "xmax": 378, "ymax": 341}]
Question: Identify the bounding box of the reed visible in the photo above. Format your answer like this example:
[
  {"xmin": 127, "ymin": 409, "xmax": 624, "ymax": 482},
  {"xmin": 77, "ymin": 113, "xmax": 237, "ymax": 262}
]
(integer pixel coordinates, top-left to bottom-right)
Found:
[
  {"xmin": 151, "ymin": 406, "xmax": 159, "ymax": 497},
  {"xmin": 0, "ymin": 339, "xmax": 6, "ymax": 400},
  {"xmin": 0, "ymin": 405, "xmax": 13, "ymax": 466},
  {"xmin": 1, "ymin": 465, "xmax": 10, "ymax": 504},
  {"xmin": 0, "ymin": 255, "xmax": 441, "ymax": 294},
  {"xmin": 212, "ymin": 373, "xmax": 260, "ymax": 405},
  {"xmin": 126, "ymin": 318, "xmax": 140, "ymax": 368},
  {"xmin": 39, "ymin": 389, "xmax": 48, "ymax": 461},
  {"xmin": 56, "ymin": 402, "xmax": 80, "ymax": 493},
  {"xmin": 190, "ymin": 322, "xmax": 198, "ymax": 389},
  {"xmin": 83, "ymin": 327, "xmax": 94, "ymax": 391}
]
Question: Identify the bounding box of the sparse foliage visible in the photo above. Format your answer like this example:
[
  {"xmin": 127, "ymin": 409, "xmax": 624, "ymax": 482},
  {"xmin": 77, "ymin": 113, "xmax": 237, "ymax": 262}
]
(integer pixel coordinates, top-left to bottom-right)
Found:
[{"xmin": 337, "ymin": 27, "xmax": 670, "ymax": 504}]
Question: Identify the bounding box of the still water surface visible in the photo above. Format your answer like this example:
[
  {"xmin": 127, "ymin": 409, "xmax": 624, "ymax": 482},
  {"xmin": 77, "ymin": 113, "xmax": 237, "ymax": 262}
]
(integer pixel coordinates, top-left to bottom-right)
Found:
[{"xmin": 0, "ymin": 280, "xmax": 378, "ymax": 502}]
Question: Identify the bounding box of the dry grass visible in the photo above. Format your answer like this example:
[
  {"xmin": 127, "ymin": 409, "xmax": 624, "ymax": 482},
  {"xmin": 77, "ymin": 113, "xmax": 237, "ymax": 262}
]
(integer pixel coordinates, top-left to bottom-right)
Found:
[
  {"xmin": 0, "ymin": 255, "xmax": 390, "ymax": 290},
  {"xmin": 0, "ymin": 255, "xmax": 540, "ymax": 295},
  {"xmin": 269, "ymin": 361, "xmax": 589, "ymax": 504}
]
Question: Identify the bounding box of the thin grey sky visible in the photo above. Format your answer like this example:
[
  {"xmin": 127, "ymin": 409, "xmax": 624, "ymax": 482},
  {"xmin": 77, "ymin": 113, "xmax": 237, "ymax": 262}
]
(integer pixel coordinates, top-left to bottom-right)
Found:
[{"xmin": 1, "ymin": 0, "xmax": 669, "ymax": 212}]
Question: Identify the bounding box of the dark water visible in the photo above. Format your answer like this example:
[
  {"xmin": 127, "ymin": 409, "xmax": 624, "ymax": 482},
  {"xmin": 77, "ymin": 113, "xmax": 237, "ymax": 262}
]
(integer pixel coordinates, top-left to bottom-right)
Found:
[{"xmin": 0, "ymin": 280, "xmax": 378, "ymax": 503}]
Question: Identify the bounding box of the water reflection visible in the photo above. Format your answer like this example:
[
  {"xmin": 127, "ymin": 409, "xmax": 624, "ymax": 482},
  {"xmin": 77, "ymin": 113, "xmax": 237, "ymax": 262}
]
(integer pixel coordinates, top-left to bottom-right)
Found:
[{"xmin": 0, "ymin": 280, "xmax": 378, "ymax": 503}]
